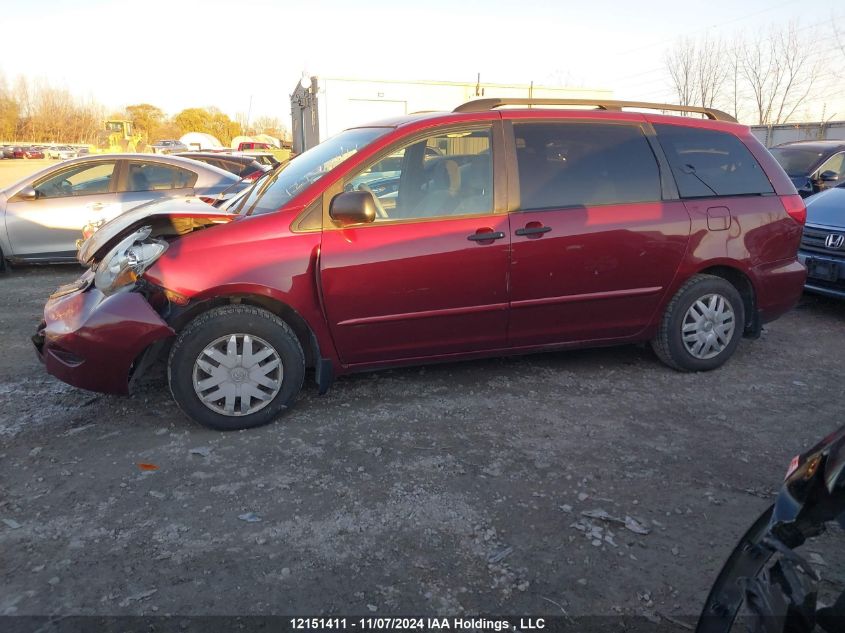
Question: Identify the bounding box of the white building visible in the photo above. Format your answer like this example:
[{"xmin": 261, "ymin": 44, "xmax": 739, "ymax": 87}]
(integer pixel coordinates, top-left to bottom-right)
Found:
[
  {"xmin": 179, "ymin": 132, "xmax": 223, "ymax": 151},
  {"xmin": 290, "ymin": 76, "xmax": 613, "ymax": 153}
]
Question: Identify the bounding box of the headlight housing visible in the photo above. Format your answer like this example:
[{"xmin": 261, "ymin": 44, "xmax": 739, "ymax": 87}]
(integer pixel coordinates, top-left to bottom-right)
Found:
[{"xmin": 94, "ymin": 226, "xmax": 167, "ymax": 295}]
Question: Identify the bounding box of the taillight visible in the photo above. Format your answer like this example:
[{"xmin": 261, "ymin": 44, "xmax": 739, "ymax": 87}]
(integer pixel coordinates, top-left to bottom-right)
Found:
[{"xmin": 780, "ymin": 195, "xmax": 806, "ymax": 225}]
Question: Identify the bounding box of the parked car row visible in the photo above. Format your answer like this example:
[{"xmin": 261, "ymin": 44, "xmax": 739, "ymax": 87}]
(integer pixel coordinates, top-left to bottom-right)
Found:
[
  {"xmin": 2, "ymin": 145, "xmax": 44, "ymax": 159},
  {"xmin": 1, "ymin": 144, "xmax": 89, "ymax": 160}
]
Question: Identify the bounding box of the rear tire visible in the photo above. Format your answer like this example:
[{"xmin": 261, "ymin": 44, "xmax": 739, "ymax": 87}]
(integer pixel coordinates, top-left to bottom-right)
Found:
[
  {"xmin": 651, "ymin": 274, "xmax": 745, "ymax": 372},
  {"xmin": 168, "ymin": 305, "xmax": 305, "ymax": 430}
]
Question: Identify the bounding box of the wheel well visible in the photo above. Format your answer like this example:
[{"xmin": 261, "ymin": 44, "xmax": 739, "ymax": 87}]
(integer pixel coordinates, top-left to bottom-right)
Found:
[
  {"xmin": 168, "ymin": 294, "xmax": 318, "ymax": 368},
  {"xmin": 698, "ymin": 265, "xmax": 758, "ymax": 333}
]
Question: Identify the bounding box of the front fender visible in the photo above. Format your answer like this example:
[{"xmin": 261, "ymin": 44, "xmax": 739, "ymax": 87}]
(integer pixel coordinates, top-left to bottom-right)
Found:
[{"xmin": 143, "ymin": 212, "xmax": 341, "ymax": 373}]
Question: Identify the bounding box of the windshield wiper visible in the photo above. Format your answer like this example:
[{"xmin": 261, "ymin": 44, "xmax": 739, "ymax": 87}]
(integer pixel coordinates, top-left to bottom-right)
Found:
[{"xmin": 680, "ymin": 164, "xmax": 719, "ymax": 197}]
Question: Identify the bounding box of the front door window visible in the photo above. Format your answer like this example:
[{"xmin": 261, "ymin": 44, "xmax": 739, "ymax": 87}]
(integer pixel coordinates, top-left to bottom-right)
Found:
[
  {"xmin": 33, "ymin": 162, "xmax": 116, "ymax": 199},
  {"xmin": 347, "ymin": 127, "xmax": 493, "ymax": 221}
]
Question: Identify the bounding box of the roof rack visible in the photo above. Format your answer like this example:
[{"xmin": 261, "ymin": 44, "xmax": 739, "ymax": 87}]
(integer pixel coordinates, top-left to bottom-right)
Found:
[{"xmin": 452, "ymin": 98, "xmax": 737, "ymax": 123}]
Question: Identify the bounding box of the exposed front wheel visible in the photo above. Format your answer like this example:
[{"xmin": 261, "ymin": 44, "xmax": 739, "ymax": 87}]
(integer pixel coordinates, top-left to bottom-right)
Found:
[
  {"xmin": 651, "ymin": 274, "xmax": 745, "ymax": 372},
  {"xmin": 168, "ymin": 305, "xmax": 305, "ymax": 430}
]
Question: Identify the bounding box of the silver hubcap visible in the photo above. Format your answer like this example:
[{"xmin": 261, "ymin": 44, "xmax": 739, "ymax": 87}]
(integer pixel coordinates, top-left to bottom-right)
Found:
[
  {"xmin": 192, "ymin": 334, "xmax": 283, "ymax": 416},
  {"xmin": 682, "ymin": 293, "xmax": 736, "ymax": 360}
]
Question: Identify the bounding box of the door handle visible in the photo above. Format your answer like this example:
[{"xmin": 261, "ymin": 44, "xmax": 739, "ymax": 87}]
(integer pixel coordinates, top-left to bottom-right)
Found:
[
  {"xmin": 515, "ymin": 224, "xmax": 552, "ymax": 236},
  {"xmin": 87, "ymin": 202, "xmax": 105, "ymax": 211},
  {"xmin": 467, "ymin": 230, "xmax": 506, "ymax": 242}
]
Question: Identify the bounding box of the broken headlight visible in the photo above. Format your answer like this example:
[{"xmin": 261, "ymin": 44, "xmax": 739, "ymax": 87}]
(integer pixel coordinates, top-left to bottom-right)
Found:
[{"xmin": 94, "ymin": 227, "xmax": 167, "ymax": 296}]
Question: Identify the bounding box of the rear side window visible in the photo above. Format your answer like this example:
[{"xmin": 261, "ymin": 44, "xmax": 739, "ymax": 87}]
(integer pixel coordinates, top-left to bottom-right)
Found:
[
  {"xmin": 126, "ymin": 162, "xmax": 197, "ymax": 192},
  {"xmin": 655, "ymin": 125, "xmax": 773, "ymax": 198},
  {"xmin": 513, "ymin": 122, "xmax": 661, "ymax": 210}
]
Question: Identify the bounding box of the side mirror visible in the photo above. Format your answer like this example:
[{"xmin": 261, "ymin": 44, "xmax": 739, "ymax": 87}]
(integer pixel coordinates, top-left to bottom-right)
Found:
[
  {"xmin": 15, "ymin": 186, "xmax": 37, "ymax": 201},
  {"xmin": 330, "ymin": 190, "xmax": 377, "ymax": 226},
  {"xmin": 818, "ymin": 170, "xmax": 839, "ymax": 183}
]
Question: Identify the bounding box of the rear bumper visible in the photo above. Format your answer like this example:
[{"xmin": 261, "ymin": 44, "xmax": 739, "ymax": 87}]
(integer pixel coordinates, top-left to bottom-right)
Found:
[
  {"xmin": 35, "ymin": 285, "xmax": 175, "ymax": 394},
  {"xmin": 752, "ymin": 258, "xmax": 807, "ymax": 324},
  {"xmin": 798, "ymin": 250, "xmax": 845, "ymax": 300}
]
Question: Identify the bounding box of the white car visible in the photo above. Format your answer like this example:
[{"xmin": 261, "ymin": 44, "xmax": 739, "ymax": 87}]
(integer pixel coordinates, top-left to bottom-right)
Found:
[{"xmin": 45, "ymin": 146, "xmax": 78, "ymax": 160}]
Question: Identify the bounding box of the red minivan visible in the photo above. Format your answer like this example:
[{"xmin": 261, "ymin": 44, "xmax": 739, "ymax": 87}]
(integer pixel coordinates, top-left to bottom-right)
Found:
[{"xmin": 34, "ymin": 99, "xmax": 807, "ymax": 430}]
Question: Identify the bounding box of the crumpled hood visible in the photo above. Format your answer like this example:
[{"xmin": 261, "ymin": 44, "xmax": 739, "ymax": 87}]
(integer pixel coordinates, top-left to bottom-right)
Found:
[
  {"xmin": 77, "ymin": 196, "xmax": 234, "ymax": 266},
  {"xmin": 805, "ymin": 187, "xmax": 845, "ymax": 229}
]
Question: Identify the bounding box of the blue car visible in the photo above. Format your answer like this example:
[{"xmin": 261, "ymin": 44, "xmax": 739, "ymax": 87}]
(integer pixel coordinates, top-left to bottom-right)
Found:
[{"xmin": 799, "ymin": 184, "xmax": 845, "ymax": 299}]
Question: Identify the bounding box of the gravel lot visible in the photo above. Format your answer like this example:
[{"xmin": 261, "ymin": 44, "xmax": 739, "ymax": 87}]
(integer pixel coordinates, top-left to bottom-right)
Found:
[
  {"xmin": 1, "ymin": 159, "xmax": 844, "ymax": 624},
  {"xmin": 0, "ymin": 260, "xmax": 843, "ymax": 623}
]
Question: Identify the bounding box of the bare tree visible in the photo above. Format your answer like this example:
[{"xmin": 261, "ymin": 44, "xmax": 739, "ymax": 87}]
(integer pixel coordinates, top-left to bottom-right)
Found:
[
  {"xmin": 739, "ymin": 22, "xmax": 819, "ymax": 125},
  {"xmin": 666, "ymin": 38, "xmax": 696, "ymax": 107},
  {"xmin": 665, "ymin": 36, "xmax": 728, "ymax": 114},
  {"xmin": 252, "ymin": 115, "xmax": 288, "ymax": 140},
  {"xmin": 696, "ymin": 37, "xmax": 727, "ymax": 109}
]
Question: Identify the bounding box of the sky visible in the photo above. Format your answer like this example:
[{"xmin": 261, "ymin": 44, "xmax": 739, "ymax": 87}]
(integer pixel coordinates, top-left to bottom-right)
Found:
[{"xmin": 0, "ymin": 0, "xmax": 843, "ymax": 127}]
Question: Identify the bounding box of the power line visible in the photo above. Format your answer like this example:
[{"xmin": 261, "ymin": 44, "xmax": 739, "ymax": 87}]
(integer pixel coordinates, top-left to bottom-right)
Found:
[{"xmin": 613, "ymin": 0, "xmax": 806, "ymax": 56}]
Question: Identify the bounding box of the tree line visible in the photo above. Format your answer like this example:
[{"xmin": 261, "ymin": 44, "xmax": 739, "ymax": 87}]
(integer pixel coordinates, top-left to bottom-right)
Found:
[
  {"xmin": 664, "ymin": 21, "xmax": 843, "ymax": 125},
  {"xmin": 0, "ymin": 74, "xmax": 287, "ymax": 145}
]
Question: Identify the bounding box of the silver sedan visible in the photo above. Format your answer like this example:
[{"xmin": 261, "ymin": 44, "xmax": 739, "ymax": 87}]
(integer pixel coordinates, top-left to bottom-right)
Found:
[
  {"xmin": 45, "ymin": 145, "xmax": 78, "ymax": 160},
  {"xmin": 0, "ymin": 154, "xmax": 239, "ymax": 266}
]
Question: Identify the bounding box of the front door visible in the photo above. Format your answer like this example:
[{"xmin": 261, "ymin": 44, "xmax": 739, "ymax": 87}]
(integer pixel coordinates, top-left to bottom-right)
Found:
[
  {"xmin": 320, "ymin": 124, "xmax": 511, "ymax": 366},
  {"xmin": 5, "ymin": 159, "xmax": 119, "ymax": 258},
  {"xmin": 506, "ymin": 120, "xmax": 690, "ymax": 346}
]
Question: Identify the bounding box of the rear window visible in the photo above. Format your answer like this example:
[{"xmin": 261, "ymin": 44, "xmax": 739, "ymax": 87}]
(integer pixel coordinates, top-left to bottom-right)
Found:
[{"xmin": 655, "ymin": 125, "xmax": 773, "ymax": 198}]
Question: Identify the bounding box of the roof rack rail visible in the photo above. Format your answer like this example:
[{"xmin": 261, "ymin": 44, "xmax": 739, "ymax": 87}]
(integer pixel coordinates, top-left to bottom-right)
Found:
[{"xmin": 452, "ymin": 98, "xmax": 737, "ymax": 123}]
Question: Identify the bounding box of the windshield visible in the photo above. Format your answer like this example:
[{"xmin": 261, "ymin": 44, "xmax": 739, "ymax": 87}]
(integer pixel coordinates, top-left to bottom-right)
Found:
[
  {"xmin": 235, "ymin": 127, "xmax": 391, "ymax": 216},
  {"xmin": 770, "ymin": 147, "xmax": 826, "ymax": 177}
]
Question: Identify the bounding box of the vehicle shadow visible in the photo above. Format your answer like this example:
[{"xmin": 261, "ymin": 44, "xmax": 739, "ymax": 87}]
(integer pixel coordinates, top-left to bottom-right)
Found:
[{"xmin": 796, "ymin": 292, "xmax": 844, "ymax": 321}]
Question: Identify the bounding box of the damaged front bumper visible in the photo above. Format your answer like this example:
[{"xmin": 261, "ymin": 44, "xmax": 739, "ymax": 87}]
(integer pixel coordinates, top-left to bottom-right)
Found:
[{"xmin": 34, "ymin": 278, "xmax": 175, "ymax": 395}]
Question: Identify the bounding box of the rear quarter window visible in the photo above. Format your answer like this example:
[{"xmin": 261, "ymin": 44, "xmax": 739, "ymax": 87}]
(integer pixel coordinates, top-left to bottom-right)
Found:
[{"xmin": 655, "ymin": 124, "xmax": 773, "ymax": 198}]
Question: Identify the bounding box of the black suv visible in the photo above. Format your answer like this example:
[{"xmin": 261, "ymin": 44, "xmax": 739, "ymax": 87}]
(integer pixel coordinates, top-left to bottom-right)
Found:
[{"xmin": 770, "ymin": 140, "xmax": 845, "ymax": 198}]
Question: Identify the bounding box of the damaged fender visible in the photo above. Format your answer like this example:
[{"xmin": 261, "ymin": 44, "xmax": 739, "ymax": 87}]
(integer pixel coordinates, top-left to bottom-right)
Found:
[{"xmin": 36, "ymin": 286, "xmax": 175, "ymax": 394}]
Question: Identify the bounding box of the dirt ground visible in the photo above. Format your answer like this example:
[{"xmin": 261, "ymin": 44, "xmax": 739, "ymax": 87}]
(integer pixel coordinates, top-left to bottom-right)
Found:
[
  {"xmin": 2, "ymin": 158, "xmax": 844, "ymax": 624},
  {"xmin": 0, "ymin": 258, "xmax": 843, "ymax": 622}
]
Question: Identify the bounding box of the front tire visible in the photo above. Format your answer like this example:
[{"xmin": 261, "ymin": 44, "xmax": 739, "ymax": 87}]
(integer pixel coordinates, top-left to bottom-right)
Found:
[
  {"xmin": 168, "ymin": 305, "xmax": 305, "ymax": 430},
  {"xmin": 651, "ymin": 274, "xmax": 745, "ymax": 372}
]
